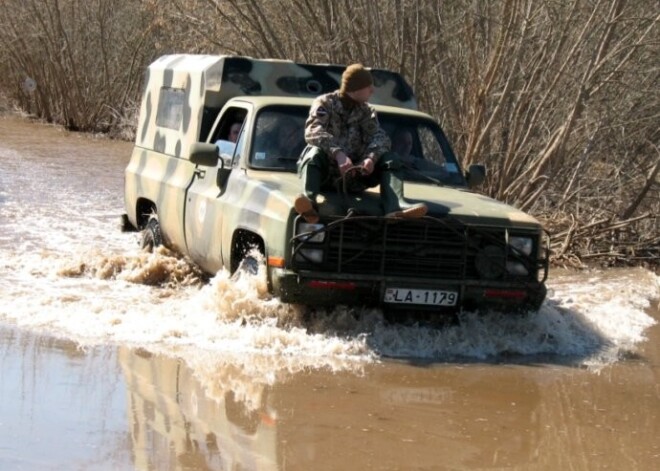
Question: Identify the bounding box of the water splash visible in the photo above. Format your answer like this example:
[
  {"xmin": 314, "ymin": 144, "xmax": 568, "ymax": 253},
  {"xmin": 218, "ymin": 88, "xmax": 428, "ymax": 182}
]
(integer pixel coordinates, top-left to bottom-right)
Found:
[{"xmin": 1, "ymin": 239, "xmax": 658, "ymax": 377}]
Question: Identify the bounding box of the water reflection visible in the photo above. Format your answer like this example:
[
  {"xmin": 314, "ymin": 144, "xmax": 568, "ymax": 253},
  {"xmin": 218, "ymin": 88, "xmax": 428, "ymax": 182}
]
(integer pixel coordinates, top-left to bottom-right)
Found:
[
  {"xmin": 120, "ymin": 348, "xmax": 277, "ymax": 470},
  {"xmin": 117, "ymin": 339, "xmax": 660, "ymax": 471},
  {"xmin": 0, "ymin": 326, "xmax": 130, "ymax": 471},
  {"xmin": 2, "ymin": 319, "xmax": 659, "ymax": 471}
]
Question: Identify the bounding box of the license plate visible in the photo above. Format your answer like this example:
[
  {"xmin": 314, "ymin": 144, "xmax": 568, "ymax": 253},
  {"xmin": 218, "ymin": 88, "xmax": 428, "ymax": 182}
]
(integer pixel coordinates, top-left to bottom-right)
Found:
[{"xmin": 384, "ymin": 288, "xmax": 458, "ymax": 306}]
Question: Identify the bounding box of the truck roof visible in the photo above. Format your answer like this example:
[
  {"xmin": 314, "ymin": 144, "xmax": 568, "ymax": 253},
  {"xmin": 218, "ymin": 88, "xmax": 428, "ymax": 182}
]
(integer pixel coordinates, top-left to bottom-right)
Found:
[
  {"xmin": 135, "ymin": 54, "xmax": 418, "ymax": 158},
  {"xmin": 147, "ymin": 54, "xmax": 416, "ymax": 107}
]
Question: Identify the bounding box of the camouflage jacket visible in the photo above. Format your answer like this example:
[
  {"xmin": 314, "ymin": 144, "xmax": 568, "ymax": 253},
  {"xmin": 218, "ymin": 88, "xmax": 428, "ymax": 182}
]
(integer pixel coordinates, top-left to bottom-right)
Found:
[{"xmin": 304, "ymin": 91, "xmax": 390, "ymax": 163}]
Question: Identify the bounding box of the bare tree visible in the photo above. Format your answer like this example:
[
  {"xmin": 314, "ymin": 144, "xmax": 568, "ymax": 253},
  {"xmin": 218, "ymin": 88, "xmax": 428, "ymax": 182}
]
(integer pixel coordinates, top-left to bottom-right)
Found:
[
  {"xmin": 0, "ymin": 0, "xmax": 657, "ymax": 265},
  {"xmin": 0, "ymin": 0, "xmax": 169, "ymax": 135}
]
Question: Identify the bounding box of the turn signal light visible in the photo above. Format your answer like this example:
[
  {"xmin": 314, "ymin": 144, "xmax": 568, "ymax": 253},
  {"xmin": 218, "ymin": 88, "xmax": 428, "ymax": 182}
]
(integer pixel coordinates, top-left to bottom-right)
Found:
[{"xmin": 267, "ymin": 256, "xmax": 285, "ymax": 268}]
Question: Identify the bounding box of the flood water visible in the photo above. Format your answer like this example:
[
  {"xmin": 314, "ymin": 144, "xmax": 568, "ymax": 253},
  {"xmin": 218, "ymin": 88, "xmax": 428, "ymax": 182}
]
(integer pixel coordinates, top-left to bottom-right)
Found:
[{"xmin": 1, "ymin": 115, "xmax": 659, "ymax": 470}]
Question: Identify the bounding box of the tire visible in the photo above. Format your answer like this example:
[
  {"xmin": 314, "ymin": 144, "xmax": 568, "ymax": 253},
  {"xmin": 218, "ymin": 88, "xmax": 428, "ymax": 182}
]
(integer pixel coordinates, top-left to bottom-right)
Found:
[
  {"xmin": 120, "ymin": 214, "xmax": 137, "ymax": 232},
  {"xmin": 141, "ymin": 218, "xmax": 162, "ymax": 252},
  {"xmin": 231, "ymin": 255, "xmax": 260, "ymax": 280}
]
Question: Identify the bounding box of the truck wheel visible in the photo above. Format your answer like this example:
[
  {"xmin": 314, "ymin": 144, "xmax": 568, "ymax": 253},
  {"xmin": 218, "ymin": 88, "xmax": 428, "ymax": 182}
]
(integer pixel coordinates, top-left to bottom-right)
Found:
[
  {"xmin": 120, "ymin": 214, "xmax": 137, "ymax": 232},
  {"xmin": 231, "ymin": 255, "xmax": 261, "ymax": 280},
  {"xmin": 141, "ymin": 218, "xmax": 162, "ymax": 252}
]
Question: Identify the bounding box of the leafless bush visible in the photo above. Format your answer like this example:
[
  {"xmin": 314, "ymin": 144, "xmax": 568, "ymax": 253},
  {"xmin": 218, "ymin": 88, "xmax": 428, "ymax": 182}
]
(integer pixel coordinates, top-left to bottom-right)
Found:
[
  {"xmin": 0, "ymin": 0, "xmax": 170, "ymax": 132},
  {"xmin": 0, "ymin": 0, "xmax": 657, "ymax": 266},
  {"xmin": 164, "ymin": 0, "xmax": 658, "ymax": 267}
]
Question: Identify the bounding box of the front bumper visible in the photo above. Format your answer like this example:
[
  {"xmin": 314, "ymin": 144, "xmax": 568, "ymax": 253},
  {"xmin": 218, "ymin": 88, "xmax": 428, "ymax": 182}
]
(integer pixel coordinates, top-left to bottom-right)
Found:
[{"xmin": 271, "ymin": 268, "xmax": 547, "ymax": 313}]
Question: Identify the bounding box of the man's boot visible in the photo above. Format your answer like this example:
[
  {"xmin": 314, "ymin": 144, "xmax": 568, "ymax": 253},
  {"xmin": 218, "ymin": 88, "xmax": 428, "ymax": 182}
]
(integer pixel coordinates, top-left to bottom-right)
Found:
[
  {"xmin": 380, "ymin": 168, "xmax": 427, "ymax": 219},
  {"xmin": 295, "ymin": 160, "xmax": 323, "ymax": 223}
]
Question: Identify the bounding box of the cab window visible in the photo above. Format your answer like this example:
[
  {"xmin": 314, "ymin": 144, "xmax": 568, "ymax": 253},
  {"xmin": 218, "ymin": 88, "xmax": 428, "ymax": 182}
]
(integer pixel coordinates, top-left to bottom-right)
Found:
[{"xmin": 250, "ymin": 106, "xmax": 307, "ymax": 172}]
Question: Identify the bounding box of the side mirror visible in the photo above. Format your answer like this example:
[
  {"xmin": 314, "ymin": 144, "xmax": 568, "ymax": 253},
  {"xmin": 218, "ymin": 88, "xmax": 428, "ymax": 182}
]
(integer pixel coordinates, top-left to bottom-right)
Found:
[
  {"xmin": 190, "ymin": 143, "xmax": 219, "ymax": 167},
  {"xmin": 215, "ymin": 139, "xmax": 236, "ymax": 170},
  {"xmin": 215, "ymin": 154, "xmax": 233, "ymax": 190},
  {"xmin": 219, "ymin": 153, "xmax": 233, "ymax": 169},
  {"xmin": 466, "ymin": 164, "xmax": 486, "ymax": 188}
]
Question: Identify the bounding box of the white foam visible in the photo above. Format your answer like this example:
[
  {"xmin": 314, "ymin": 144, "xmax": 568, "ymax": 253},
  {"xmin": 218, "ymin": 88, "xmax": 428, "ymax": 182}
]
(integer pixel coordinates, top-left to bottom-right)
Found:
[{"xmin": 1, "ymin": 239, "xmax": 657, "ymax": 377}]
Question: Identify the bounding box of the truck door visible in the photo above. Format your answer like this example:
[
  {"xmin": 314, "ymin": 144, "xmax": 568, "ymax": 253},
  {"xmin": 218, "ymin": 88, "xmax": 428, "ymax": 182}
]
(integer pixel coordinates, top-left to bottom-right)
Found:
[{"xmin": 183, "ymin": 106, "xmax": 249, "ymax": 273}]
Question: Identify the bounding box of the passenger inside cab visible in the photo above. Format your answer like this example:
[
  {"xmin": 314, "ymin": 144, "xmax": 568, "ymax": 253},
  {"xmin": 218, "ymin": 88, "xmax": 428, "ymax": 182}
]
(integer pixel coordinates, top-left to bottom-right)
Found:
[{"xmin": 251, "ymin": 107, "xmax": 306, "ymax": 171}]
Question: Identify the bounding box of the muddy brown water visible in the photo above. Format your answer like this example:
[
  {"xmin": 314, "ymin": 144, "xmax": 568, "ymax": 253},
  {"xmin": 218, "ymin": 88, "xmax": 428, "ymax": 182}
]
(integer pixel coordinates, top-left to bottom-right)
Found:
[{"xmin": 1, "ymin": 116, "xmax": 658, "ymax": 470}]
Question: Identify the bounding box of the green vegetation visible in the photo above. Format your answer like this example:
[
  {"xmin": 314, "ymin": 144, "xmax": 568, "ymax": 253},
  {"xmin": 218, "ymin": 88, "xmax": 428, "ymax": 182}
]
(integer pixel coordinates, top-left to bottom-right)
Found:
[{"xmin": 0, "ymin": 0, "xmax": 657, "ymax": 268}]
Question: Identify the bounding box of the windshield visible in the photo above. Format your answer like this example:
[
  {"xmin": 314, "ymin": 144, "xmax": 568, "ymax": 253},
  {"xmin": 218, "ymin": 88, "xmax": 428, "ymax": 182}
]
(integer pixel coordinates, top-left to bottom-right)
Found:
[
  {"xmin": 379, "ymin": 113, "xmax": 465, "ymax": 186},
  {"xmin": 250, "ymin": 105, "xmax": 465, "ymax": 186}
]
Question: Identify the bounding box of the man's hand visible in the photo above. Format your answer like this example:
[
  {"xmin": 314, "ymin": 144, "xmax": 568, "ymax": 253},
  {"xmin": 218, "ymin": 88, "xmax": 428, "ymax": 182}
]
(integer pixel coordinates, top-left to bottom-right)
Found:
[
  {"xmin": 335, "ymin": 151, "xmax": 354, "ymax": 176},
  {"xmin": 361, "ymin": 157, "xmax": 375, "ymax": 176}
]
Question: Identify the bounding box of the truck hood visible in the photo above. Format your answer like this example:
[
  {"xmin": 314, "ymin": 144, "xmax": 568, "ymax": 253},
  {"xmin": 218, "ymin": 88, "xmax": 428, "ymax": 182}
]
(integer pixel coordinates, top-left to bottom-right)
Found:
[
  {"xmin": 406, "ymin": 182, "xmax": 541, "ymax": 228},
  {"xmin": 249, "ymin": 171, "xmax": 541, "ymax": 229}
]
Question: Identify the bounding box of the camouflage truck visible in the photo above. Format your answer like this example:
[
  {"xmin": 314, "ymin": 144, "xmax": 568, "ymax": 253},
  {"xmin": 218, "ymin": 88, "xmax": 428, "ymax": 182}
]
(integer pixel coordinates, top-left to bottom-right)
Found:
[{"xmin": 123, "ymin": 54, "xmax": 549, "ymax": 316}]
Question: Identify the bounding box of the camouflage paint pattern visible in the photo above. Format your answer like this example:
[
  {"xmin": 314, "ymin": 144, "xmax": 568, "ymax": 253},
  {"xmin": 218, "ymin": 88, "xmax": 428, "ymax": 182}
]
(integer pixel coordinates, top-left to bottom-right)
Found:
[
  {"xmin": 125, "ymin": 55, "xmax": 547, "ymax": 312},
  {"xmin": 124, "ymin": 146, "xmax": 196, "ymax": 251},
  {"xmin": 134, "ymin": 54, "xmax": 416, "ymax": 161}
]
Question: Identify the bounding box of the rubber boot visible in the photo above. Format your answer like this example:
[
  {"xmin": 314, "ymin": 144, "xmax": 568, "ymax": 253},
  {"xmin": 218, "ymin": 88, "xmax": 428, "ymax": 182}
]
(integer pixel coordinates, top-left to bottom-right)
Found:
[
  {"xmin": 302, "ymin": 161, "xmax": 323, "ymax": 201},
  {"xmin": 380, "ymin": 168, "xmax": 427, "ymax": 219},
  {"xmin": 295, "ymin": 160, "xmax": 323, "ymax": 223}
]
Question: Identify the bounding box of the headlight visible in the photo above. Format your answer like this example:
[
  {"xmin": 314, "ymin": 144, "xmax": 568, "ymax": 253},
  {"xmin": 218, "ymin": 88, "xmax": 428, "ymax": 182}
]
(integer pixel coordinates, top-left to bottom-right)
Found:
[
  {"xmin": 296, "ymin": 222, "xmax": 326, "ymax": 243},
  {"xmin": 295, "ymin": 248, "xmax": 324, "ymax": 263},
  {"xmin": 509, "ymin": 236, "xmax": 533, "ymax": 256},
  {"xmin": 506, "ymin": 261, "xmax": 529, "ymax": 276}
]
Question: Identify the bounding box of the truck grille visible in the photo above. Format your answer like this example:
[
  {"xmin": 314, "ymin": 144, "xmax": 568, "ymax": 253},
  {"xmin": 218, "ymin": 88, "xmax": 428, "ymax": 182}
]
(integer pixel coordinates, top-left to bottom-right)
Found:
[{"xmin": 293, "ymin": 217, "xmax": 504, "ymax": 280}]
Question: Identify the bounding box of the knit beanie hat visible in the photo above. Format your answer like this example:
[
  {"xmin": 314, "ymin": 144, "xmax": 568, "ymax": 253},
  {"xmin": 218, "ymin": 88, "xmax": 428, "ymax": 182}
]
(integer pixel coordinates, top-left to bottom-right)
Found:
[{"xmin": 340, "ymin": 64, "xmax": 373, "ymax": 93}]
